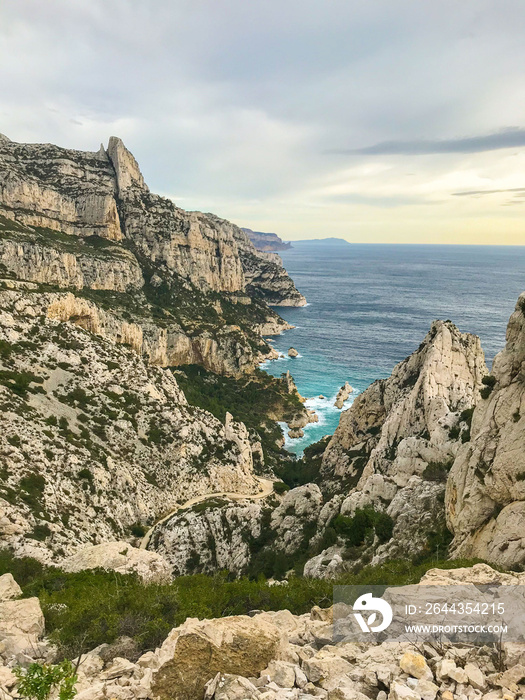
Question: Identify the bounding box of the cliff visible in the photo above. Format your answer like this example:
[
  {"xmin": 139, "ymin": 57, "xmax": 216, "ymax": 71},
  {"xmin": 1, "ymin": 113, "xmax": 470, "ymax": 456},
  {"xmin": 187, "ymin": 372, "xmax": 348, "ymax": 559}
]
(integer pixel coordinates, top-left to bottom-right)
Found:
[
  {"xmin": 0, "ymin": 134, "xmax": 305, "ymax": 375},
  {"xmin": 0, "ymin": 290, "xmax": 262, "ymax": 562},
  {"xmin": 446, "ymin": 293, "xmax": 525, "ymax": 567},
  {"xmin": 241, "ymin": 228, "xmax": 292, "ymax": 252}
]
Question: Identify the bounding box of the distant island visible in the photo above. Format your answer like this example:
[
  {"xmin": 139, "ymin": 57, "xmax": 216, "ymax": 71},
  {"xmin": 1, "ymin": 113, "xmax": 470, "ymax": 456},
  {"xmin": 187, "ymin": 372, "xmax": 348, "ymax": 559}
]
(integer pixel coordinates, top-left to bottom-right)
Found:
[
  {"xmin": 285, "ymin": 237, "xmax": 351, "ymax": 246},
  {"xmin": 242, "ymin": 228, "xmax": 292, "ymax": 252}
]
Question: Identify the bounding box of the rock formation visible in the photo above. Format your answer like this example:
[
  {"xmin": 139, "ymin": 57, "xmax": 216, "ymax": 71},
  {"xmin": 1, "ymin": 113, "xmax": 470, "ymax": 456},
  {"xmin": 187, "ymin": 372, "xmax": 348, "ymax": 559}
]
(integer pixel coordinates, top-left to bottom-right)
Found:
[
  {"xmin": 334, "ymin": 381, "xmax": 353, "ymax": 409},
  {"xmin": 305, "ymin": 321, "xmax": 487, "ymax": 576},
  {"xmin": 0, "ymin": 134, "xmax": 305, "ymax": 376},
  {"xmin": 241, "ymin": 228, "xmax": 292, "ymax": 252},
  {"xmin": 446, "ymin": 293, "xmax": 525, "ymax": 568},
  {"xmin": 288, "ymin": 347, "xmax": 299, "ymax": 358},
  {"xmin": 0, "ymin": 291, "xmax": 263, "ymax": 562}
]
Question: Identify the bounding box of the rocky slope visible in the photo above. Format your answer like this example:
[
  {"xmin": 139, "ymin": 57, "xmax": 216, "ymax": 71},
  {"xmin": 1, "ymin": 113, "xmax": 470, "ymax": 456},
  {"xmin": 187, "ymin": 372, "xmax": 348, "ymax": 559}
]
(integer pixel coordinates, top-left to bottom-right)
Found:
[
  {"xmin": 0, "ymin": 133, "xmax": 305, "ymax": 375},
  {"xmin": 446, "ymin": 293, "xmax": 525, "ymax": 568},
  {"xmin": 145, "ymin": 320, "xmax": 490, "ymax": 578},
  {"xmin": 0, "ymin": 289, "xmax": 264, "ymax": 563},
  {"xmin": 2, "ymin": 564, "xmax": 524, "ymax": 700}
]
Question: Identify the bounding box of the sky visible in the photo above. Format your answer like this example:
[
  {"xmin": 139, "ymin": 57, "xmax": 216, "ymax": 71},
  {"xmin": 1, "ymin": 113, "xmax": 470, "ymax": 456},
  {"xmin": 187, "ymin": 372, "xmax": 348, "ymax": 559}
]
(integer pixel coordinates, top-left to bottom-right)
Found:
[{"xmin": 1, "ymin": 0, "xmax": 525, "ymax": 244}]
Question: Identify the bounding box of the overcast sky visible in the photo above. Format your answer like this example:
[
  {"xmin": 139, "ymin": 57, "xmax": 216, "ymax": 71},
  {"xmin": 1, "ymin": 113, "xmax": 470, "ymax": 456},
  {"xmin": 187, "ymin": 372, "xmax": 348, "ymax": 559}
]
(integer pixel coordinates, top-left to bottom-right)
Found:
[{"xmin": 1, "ymin": 1, "xmax": 525, "ymax": 244}]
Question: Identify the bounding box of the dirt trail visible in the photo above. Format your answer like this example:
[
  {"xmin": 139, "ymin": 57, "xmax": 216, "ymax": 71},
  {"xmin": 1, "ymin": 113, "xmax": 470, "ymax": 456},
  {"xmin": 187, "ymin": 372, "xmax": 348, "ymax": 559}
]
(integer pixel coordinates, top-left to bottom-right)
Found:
[{"xmin": 140, "ymin": 477, "xmax": 274, "ymax": 549}]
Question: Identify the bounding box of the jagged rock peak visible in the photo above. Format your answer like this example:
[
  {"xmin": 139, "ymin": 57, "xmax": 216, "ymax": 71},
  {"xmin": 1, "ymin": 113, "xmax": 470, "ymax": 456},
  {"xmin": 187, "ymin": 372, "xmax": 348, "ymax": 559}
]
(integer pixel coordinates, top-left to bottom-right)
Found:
[
  {"xmin": 446, "ymin": 291, "xmax": 525, "ymax": 568},
  {"xmin": 107, "ymin": 135, "xmax": 148, "ymax": 193},
  {"xmin": 307, "ymin": 319, "xmax": 488, "ymax": 576},
  {"xmin": 0, "ymin": 133, "xmax": 11, "ymax": 143}
]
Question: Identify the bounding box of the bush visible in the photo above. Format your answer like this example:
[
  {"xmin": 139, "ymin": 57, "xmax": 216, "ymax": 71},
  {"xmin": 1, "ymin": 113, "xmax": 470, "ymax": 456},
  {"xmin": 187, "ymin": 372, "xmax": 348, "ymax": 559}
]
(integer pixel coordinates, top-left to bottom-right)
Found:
[
  {"xmin": 274, "ymin": 482, "xmax": 289, "ymax": 495},
  {"xmin": 0, "ymin": 549, "xmax": 490, "ymax": 660},
  {"xmin": 130, "ymin": 523, "xmax": 146, "ymax": 538},
  {"xmin": 15, "ymin": 660, "xmax": 77, "ymax": 700},
  {"xmin": 481, "ymin": 375, "xmax": 496, "ymax": 399},
  {"xmin": 332, "ymin": 507, "xmax": 394, "ymax": 547}
]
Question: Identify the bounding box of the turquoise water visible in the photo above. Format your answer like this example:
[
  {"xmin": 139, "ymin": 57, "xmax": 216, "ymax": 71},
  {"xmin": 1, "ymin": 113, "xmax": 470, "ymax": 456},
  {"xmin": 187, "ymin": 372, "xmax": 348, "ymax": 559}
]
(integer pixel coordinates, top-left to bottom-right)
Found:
[{"xmin": 261, "ymin": 243, "xmax": 525, "ymax": 455}]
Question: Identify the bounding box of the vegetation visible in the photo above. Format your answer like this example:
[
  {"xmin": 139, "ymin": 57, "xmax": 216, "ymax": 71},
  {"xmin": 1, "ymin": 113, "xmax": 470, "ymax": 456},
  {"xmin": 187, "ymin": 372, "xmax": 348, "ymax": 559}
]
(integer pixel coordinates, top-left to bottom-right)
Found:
[
  {"xmin": 331, "ymin": 507, "xmax": 394, "ymax": 547},
  {"xmin": 175, "ymin": 365, "xmax": 303, "ymax": 468},
  {"xmin": 481, "ymin": 375, "xmax": 497, "ymax": 399},
  {"xmin": 14, "ymin": 661, "xmax": 77, "ymax": 700},
  {"xmin": 0, "ymin": 548, "xmax": 486, "ymax": 660},
  {"xmin": 273, "ymin": 437, "xmax": 330, "ymax": 488}
]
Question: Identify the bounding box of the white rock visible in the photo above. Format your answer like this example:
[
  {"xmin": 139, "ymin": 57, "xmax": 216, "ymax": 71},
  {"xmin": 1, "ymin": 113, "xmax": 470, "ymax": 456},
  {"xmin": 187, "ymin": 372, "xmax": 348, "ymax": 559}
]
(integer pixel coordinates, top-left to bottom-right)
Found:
[
  {"xmin": 0, "ymin": 575, "xmax": 22, "ymax": 602},
  {"xmin": 61, "ymin": 542, "xmax": 172, "ymax": 583}
]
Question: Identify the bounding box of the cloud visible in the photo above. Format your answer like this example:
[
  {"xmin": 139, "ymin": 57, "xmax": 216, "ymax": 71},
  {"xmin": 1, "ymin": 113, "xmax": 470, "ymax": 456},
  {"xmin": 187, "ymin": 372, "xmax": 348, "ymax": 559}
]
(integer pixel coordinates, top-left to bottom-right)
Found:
[
  {"xmin": 333, "ymin": 129, "xmax": 525, "ymax": 156},
  {"xmin": 453, "ymin": 187, "xmax": 525, "ymax": 197},
  {"xmin": 1, "ymin": 0, "xmax": 525, "ymax": 242}
]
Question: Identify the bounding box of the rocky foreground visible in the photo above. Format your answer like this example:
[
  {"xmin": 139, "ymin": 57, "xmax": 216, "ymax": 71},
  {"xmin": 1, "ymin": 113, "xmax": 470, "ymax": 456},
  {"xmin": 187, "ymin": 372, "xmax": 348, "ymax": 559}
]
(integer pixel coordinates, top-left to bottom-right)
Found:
[{"xmin": 1, "ymin": 564, "xmax": 525, "ymax": 700}]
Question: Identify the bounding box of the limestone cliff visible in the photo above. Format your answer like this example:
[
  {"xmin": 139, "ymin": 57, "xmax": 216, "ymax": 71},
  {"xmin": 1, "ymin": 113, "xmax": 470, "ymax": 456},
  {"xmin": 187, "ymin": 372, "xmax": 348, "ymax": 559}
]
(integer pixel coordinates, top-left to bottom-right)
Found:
[
  {"xmin": 145, "ymin": 320, "xmax": 490, "ymax": 578},
  {"xmin": 447, "ymin": 293, "xmax": 525, "ymax": 567},
  {"xmin": 305, "ymin": 321, "xmax": 487, "ymax": 575},
  {"xmin": 0, "ymin": 291, "xmax": 262, "ymax": 562},
  {"xmin": 0, "ymin": 134, "xmax": 305, "ymax": 374}
]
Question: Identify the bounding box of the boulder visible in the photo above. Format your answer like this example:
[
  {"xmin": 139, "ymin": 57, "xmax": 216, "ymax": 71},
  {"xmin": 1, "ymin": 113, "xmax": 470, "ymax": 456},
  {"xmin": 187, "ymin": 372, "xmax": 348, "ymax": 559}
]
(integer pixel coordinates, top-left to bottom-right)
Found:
[
  {"xmin": 60, "ymin": 541, "xmax": 172, "ymax": 583},
  {"xmin": 0, "ymin": 573, "xmax": 22, "ymax": 601},
  {"xmin": 288, "ymin": 347, "xmax": 299, "ymax": 358},
  {"xmin": 288, "ymin": 428, "xmax": 304, "ymax": 439},
  {"xmin": 420, "ymin": 563, "xmax": 525, "ymax": 586},
  {"xmin": 399, "ymin": 651, "xmax": 432, "ymax": 680},
  {"xmin": 0, "ymin": 597, "xmax": 44, "ymax": 639},
  {"xmin": 152, "ymin": 615, "xmax": 287, "ymax": 700}
]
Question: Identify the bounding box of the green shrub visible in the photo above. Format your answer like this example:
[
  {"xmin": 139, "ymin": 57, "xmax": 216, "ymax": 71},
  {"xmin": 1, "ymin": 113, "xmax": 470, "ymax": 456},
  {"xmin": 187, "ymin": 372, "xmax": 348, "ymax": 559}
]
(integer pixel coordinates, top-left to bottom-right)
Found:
[
  {"xmin": 459, "ymin": 407, "xmax": 475, "ymax": 425},
  {"xmin": 0, "ymin": 549, "xmax": 490, "ymax": 660},
  {"xmin": 14, "ymin": 660, "xmax": 77, "ymax": 700},
  {"xmin": 481, "ymin": 375, "xmax": 496, "ymax": 399},
  {"xmin": 27, "ymin": 524, "xmax": 52, "ymax": 541},
  {"xmin": 332, "ymin": 507, "xmax": 394, "ymax": 547},
  {"xmin": 274, "ymin": 482, "xmax": 289, "ymax": 495},
  {"xmin": 448, "ymin": 425, "xmax": 460, "ymax": 440},
  {"xmin": 130, "ymin": 523, "xmax": 146, "ymax": 538}
]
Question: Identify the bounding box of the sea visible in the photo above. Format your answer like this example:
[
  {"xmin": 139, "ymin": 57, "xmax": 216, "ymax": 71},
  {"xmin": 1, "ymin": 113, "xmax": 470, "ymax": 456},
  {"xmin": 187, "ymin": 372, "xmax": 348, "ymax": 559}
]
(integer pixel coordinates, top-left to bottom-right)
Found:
[{"xmin": 261, "ymin": 243, "xmax": 525, "ymax": 455}]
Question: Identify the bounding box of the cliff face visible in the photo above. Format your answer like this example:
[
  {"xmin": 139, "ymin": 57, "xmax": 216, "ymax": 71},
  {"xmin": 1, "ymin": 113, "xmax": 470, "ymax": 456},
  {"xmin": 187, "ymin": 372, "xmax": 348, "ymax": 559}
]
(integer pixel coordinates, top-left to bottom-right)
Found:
[
  {"xmin": 300, "ymin": 321, "xmax": 487, "ymax": 576},
  {"xmin": 241, "ymin": 228, "xmax": 292, "ymax": 252},
  {"xmin": 0, "ymin": 291, "xmax": 262, "ymax": 563},
  {"xmin": 0, "ymin": 135, "xmax": 121, "ymax": 240},
  {"xmin": 0, "ymin": 134, "xmax": 307, "ymax": 375},
  {"xmin": 144, "ymin": 321, "xmax": 489, "ymax": 579},
  {"xmin": 447, "ymin": 293, "xmax": 525, "ymax": 567}
]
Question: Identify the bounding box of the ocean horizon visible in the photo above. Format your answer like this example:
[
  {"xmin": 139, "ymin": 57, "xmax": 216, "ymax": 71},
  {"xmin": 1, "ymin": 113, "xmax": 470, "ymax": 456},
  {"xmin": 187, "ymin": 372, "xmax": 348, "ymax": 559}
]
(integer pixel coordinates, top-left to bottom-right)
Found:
[{"xmin": 262, "ymin": 242, "xmax": 525, "ymax": 455}]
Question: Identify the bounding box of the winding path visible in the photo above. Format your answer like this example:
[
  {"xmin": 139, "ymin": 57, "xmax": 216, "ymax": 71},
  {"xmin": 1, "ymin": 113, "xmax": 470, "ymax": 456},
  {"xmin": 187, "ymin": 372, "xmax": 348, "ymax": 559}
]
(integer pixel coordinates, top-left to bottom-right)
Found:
[{"xmin": 140, "ymin": 477, "xmax": 274, "ymax": 550}]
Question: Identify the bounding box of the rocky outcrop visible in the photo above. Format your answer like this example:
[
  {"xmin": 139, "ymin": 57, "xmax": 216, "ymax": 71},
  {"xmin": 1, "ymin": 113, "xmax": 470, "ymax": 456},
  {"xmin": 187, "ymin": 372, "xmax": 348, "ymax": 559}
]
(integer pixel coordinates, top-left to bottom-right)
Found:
[
  {"xmin": 60, "ymin": 542, "xmax": 172, "ymax": 583},
  {"xmin": 0, "ymin": 219, "xmax": 143, "ymax": 291},
  {"xmin": 152, "ymin": 615, "xmax": 287, "ymax": 700},
  {"xmin": 238, "ymin": 241, "xmax": 306, "ymax": 307},
  {"xmin": 0, "ymin": 573, "xmax": 48, "ymax": 666},
  {"xmin": 334, "ymin": 381, "xmax": 353, "ymax": 409},
  {"xmin": 0, "ymin": 134, "xmax": 305, "ymax": 377},
  {"xmin": 304, "ymin": 321, "xmax": 487, "ymax": 576},
  {"xmin": 446, "ymin": 293, "xmax": 525, "ymax": 568},
  {"xmin": 241, "ymin": 228, "xmax": 292, "ymax": 252},
  {"xmin": 0, "ymin": 292, "xmax": 262, "ymax": 562},
  {"xmin": 150, "ymin": 484, "xmax": 323, "ymax": 577},
  {"xmin": 288, "ymin": 347, "xmax": 299, "ymax": 358},
  {"xmin": 0, "ymin": 136, "xmax": 122, "ymax": 240}
]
